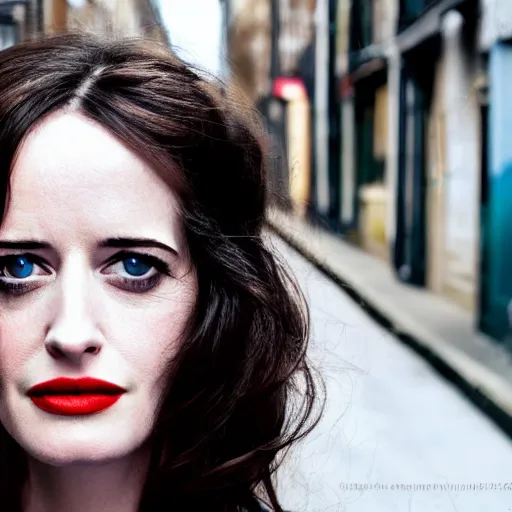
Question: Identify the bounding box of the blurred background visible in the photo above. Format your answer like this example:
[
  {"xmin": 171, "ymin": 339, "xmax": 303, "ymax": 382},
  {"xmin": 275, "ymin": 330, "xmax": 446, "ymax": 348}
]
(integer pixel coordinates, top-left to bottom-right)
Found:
[
  {"xmin": 227, "ymin": 0, "xmax": 511, "ymax": 347},
  {"xmin": 1, "ymin": 0, "xmax": 509, "ymax": 346},
  {"xmin": 2, "ymin": 1, "xmax": 512, "ymax": 509}
]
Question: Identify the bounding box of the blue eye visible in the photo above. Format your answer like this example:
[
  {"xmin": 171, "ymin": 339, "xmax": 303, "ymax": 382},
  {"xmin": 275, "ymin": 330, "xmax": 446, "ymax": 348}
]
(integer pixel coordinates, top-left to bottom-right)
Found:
[
  {"xmin": 4, "ymin": 256, "xmax": 34, "ymax": 279},
  {"xmin": 122, "ymin": 257, "xmax": 152, "ymax": 277}
]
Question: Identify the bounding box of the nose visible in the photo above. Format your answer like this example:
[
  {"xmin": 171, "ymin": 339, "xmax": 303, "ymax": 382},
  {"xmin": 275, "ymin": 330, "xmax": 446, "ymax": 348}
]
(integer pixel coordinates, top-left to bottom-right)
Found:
[{"xmin": 45, "ymin": 260, "xmax": 104, "ymax": 364}]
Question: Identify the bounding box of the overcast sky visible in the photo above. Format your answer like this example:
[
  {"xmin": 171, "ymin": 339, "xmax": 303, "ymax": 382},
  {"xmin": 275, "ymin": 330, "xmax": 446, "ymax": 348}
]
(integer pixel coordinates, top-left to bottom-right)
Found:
[{"xmin": 155, "ymin": 0, "xmax": 223, "ymax": 77}]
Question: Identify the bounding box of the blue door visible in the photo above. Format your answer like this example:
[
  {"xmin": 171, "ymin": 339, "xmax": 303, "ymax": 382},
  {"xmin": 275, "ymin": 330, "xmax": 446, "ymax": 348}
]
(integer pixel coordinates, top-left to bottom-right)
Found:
[{"xmin": 481, "ymin": 42, "xmax": 512, "ymax": 341}]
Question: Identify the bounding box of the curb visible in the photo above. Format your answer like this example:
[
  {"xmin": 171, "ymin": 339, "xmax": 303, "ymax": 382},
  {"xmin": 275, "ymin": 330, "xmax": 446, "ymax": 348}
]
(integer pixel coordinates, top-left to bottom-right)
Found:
[{"xmin": 266, "ymin": 213, "xmax": 512, "ymax": 440}]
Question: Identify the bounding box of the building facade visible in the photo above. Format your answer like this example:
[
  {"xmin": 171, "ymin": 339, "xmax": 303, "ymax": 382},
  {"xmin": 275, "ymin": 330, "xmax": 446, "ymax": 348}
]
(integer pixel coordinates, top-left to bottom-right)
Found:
[
  {"xmin": 226, "ymin": 0, "xmax": 510, "ymax": 342},
  {"xmin": 0, "ymin": 0, "xmax": 164, "ymax": 50},
  {"xmin": 50, "ymin": 0, "xmax": 164, "ymax": 39},
  {"xmin": 228, "ymin": 0, "xmax": 315, "ymax": 214},
  {"xmin": 477, "ymin": 0, "xmax": 512, "ymax": 340},
  {"xmin": 335, "ymin": 0, "xmax": 507, "ymax": 341}
]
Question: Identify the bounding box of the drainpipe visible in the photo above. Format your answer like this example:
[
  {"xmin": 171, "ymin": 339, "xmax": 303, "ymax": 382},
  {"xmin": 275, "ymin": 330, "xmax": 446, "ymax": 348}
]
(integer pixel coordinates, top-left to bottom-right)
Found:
[
  {"xmin": 314, "ymin": 0, "xmax": 330, "ymax": 215},
  {"xmin": 270, "ymin": 0, "xmax": 280, "ymax": 81}
]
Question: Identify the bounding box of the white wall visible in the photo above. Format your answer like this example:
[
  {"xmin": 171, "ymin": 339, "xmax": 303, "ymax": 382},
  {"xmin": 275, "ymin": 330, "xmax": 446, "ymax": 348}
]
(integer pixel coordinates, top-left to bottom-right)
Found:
[{"xmin": 441, "ymin": 10, "xmax": 480, "ymax": 309}]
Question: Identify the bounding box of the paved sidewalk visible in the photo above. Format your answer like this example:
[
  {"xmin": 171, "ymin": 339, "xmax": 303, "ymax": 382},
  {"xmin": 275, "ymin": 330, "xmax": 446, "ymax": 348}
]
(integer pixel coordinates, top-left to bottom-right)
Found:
[
  {"xmin": 267, "ymin": 208, "xmax": 512, "ymax": 429},
  {"xmin": 271, "ymin": 236, "xmax": 512, "ymax": 512}
]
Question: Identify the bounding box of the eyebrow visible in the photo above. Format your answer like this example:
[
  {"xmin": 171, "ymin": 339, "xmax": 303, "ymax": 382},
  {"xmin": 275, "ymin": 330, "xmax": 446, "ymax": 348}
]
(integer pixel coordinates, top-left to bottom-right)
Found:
[
  {"xmin": 100, "ymin": 237, "xmax": 179, "ymax": 256},
  {"xmin": 0, "ymin": 238, "xmax": 178, "ymax": 256},
  {"xmin": 0, "ymin": 240, "xmax": 51, "ymax": 250}
]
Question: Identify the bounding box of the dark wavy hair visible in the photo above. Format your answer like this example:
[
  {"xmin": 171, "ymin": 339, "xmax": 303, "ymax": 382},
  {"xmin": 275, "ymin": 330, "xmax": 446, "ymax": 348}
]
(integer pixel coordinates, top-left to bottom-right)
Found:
[{"xmin": 0, "ymin": 33, "xmax": 321, "ymax": 511}]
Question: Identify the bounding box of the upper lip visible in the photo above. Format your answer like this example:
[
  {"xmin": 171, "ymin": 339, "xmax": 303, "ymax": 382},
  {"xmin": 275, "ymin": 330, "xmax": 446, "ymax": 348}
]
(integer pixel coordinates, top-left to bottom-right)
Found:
[{"xmin": 27, "ymin": 377, "xmax": 126, "ymax": 397}]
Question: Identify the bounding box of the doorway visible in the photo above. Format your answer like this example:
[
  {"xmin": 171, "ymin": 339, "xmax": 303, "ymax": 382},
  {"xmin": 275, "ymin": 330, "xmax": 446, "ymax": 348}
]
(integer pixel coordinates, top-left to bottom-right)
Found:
[{"xmin": 393, "ymin": 67, "xmax": 427, "ymax": 285}]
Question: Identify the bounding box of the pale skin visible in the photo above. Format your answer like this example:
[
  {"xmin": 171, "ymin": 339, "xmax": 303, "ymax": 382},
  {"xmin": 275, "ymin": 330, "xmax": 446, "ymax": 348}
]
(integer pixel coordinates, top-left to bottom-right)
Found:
[{"xmin": 0, "ymin": 110, "xmax": 198, "ymax": 512}]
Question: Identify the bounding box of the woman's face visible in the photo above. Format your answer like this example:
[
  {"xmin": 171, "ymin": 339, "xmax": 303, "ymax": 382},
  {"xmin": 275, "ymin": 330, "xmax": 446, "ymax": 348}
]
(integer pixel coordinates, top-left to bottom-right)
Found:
[{"xmin": 0, "ymin": 111, "xmax": 197, "ymax": 466}]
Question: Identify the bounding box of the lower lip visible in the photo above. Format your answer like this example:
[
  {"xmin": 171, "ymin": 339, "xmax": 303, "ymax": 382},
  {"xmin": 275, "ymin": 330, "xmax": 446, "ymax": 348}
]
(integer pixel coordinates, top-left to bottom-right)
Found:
[{"xmin": 30, "ymin": 394, "xmax": 123, "ymax": 416}]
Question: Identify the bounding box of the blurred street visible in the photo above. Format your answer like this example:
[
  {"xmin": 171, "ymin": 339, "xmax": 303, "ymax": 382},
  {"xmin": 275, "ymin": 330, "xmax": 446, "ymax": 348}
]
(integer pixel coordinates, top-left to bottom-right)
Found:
[
  {"xmin": 271, "ymin": 235, "xmax": 512, "ymax": 512},
  {"xmin": 1, "ymin": 0, "xmax": 511, "ymax": 509}
]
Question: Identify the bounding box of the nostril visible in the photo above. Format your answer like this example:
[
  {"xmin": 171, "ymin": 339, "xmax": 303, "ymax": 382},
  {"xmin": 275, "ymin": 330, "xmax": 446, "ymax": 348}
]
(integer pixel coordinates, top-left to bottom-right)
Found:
[
  {"xmin": 45, "ymin": 338, "xmax": 102, "ymax": 359},
  {"xmin": 46, "ymin": 344, "xmax": 65, "ymax": 359}
]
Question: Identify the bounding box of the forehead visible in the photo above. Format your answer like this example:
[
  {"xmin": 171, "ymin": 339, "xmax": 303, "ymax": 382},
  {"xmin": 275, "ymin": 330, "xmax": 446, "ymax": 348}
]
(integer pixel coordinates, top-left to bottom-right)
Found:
[{"xmin": 1, "ymin": 111, "xmax": 179, "ymax": 241}]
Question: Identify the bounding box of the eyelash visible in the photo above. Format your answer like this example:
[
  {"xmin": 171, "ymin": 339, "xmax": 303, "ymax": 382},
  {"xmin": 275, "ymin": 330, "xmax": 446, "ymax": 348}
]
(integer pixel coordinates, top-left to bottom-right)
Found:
[
  {"xmin": 0, "ymin": 254, "xmax": 48, "ymax": 296},
  {"xmin": 104, "ymin": 251, "xmax": 173, "ymax": 294},
  {"xmin": 0, "ymin": 251, "xmax": 173, "ymax": 296}
]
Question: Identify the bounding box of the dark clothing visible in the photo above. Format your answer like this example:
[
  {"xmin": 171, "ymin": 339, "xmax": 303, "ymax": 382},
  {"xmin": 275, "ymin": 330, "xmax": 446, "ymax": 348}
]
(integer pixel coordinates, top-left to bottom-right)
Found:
[
  {"xmin": 245, "ymin": 498, "xmax": 273, "ymax": 512},
  {"xmin": 257, "ymin": 501, "xmax": 272, "ymax": 511}
]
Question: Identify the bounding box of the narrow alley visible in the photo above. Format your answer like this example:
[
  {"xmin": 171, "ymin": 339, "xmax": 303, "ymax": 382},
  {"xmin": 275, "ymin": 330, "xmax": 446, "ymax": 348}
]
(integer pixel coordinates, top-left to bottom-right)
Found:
[{"xmin": 272, "ymin": 236, "xmax": 512, "ymax": 512}]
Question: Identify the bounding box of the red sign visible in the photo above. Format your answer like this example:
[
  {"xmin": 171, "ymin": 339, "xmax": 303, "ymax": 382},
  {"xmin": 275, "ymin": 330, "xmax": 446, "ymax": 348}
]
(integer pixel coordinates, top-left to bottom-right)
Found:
[{"xmin": 273, "ymin": 77, "xmax": 307, "ymax": 101}]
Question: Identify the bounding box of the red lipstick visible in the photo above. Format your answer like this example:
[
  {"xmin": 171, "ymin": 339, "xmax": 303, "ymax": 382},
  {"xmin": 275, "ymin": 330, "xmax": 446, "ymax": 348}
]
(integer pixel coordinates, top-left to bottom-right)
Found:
[{"xmin": 27, "ymin": 377, "xmax": 126, "ymax": 416}]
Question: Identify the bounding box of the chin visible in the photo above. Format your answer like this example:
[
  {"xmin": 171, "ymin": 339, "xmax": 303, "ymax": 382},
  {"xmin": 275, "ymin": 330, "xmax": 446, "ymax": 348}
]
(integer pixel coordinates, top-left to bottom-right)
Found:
[
  {"xmin": 22, "ymin": 431, "xmax": 142, "ymax": 467},
  {"xmin": 26, "ymin": 440, "xmax": 135, "ymax": 467},
  {"xmin": 3, "ymin": 411, "xmax": 152, "ymax": 468},
  {"xmin": 0, "ymin": 394, "xmax": 156, "ymax": 468}
]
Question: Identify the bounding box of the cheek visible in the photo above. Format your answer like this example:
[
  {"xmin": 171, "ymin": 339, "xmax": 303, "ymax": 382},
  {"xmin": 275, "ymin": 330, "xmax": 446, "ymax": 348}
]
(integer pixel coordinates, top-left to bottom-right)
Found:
[
  {"xmin": 108, "ymin": 284, "xmax": 196, "ymax": 382},
  {"xmin": 0, "ymin": 307, "xmax": 47, "ymax": 385}
]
